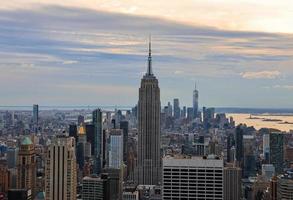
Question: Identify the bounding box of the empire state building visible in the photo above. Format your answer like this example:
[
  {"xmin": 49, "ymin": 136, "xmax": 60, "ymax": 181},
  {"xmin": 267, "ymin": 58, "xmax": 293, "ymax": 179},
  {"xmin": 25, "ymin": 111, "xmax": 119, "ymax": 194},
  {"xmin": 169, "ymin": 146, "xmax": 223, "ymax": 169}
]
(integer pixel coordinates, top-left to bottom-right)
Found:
[{"xmin": 137, "ymin": 39, "xmax": 161, "ymax": 185}]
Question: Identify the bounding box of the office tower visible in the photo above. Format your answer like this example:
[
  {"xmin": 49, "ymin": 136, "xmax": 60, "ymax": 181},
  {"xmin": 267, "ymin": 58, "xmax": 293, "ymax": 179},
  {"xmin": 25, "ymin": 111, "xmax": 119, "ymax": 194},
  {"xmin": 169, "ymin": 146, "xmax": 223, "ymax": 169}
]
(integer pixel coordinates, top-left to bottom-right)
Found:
[
  {"xmin": 93, "ymin": 109, "xmax": 103, "ymax": 174},
  {"xmin": 187, "ymin": 107, "xmax": 193, "ymax": 120},
  {"xmin": 115, "ymin": 110, "xmax": 123, "ymax": 126},
  {"xmin": 45, "ymin": 135, "xmax": 77, "ymax": 200},
  {"xmin": 162, "ymin": 156, "xmax": 223, "ymax": 199},
  {"xmin": 181, "ymin": 106, "xmax": 186, "ymax": 118},
  {"xmin": 82, "ymin": 175, "xmax": 107, "ymax": 200},
  {"xmin": 173, "ymin": 98, "xmax": 180, "ymax": 119},
  {"xmin": 33, "ymin": 104, "xmax": 39, "ymax": 133},
  {"xmin": 120, "ymin": 121, "xmax": 129, "ymax": 164},
  {"xmin": 102, "ymin": 168, "xmax": 123, "ymax": 200},
  {"xmin": 226, "ymin": 134, "xmax": 232, "ymax": 163},
  {"xmin": 243, "ymin": 135, "xmax": 256, "ymax": 177},
  {"xmin": 167, "ymin": 102, "xmax": 172, "ymax": 117},
  {"xmin": 86, "ymin": 124, "xmax": 95, "ymax": 156},
  {"xmin": 277, "ymin": 170, "xmax": 293, "ymax": 199},
  {"xmin": 235, "ymin": 125, "xmax": 244, "ymax": 167},
  {"xmin": 263, "ymin": 133, "xmax": 270, "ymax": 162},
  {"xmin": 224, "ymin": 166, "xmax": 242, "ymax": 200},
  {"xmin": 32, "ymin": 104, "xmax": 38, "ymax": 125},
  {"xmin": 0, "ymin": 164, "xmax": 10, "ymax": 193},
  {"xmin": 203, "ymin": 107, "xmax": 215, "ymax": 130},
  {"xmin": 137, "ymin": 40, "xmax": 161, "ymax": 185},
  {"xmin": 7, "ymin": 147, "xmax": 18, "ymax": 168},
  {"xmin": 262, "ymin": 164, "xmax": 275, "ymax": 181},
  {"xmin": 77, "ymin": 124, "xmax": 87, "ymax": 169},
  {"xmin": 78, "ymin": 115, "xmax": 85, "ymax": 125},
  {"xmin": 193, "ymin": 82, "xmax": 199, "ymax": 118},
  {"xmin": 17, "ymin": 137, "xmax": 36, "ymax": 197},
  {"xmin": 69, "ymin": 124, "xmax": 78, "ymax": 142},
  {"xmin": 109, "ymin": 129, "xmax": 123, "ymax": 169},
  {"xmin": 270, "ymin": 176, "xmax": 278, "ymax": 200},
  {"xmin": 131, "ymin": 105, "xmax": 138, "ymax": 119},
  {"xmin": 269, "ymin": 132, "xmax": 284, "ymax": 174}
]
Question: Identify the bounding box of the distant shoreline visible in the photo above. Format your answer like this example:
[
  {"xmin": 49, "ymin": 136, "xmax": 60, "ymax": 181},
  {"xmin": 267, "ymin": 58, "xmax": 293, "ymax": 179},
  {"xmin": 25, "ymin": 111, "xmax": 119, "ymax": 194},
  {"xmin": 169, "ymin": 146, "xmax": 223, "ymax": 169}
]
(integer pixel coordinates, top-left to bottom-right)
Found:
[{"xmin": 0, "ymin": 106, "xmax": 293, "ymax": 114}]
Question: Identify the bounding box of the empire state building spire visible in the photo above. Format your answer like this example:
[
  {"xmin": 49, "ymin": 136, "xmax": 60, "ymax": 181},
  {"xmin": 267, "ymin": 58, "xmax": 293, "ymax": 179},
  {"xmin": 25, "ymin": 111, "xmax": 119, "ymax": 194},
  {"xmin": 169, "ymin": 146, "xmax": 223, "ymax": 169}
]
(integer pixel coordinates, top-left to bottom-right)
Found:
[
  {"xmin": 147, "ymin": 36, "xmax": 153, "ymax": 76},
  {"xmin": 137, "ymin": 38, "xmax": 161, "ymax": 185}
]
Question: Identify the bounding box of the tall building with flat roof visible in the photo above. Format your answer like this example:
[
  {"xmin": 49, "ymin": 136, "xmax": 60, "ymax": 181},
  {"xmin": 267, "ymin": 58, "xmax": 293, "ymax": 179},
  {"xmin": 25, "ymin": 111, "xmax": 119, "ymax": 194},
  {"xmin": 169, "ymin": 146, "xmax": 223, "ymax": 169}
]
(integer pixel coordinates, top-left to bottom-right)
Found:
[
  {"xmin": 44, "ymin": 135, "xmax": 77, "ymax": 200},
  {"xmin": 33, "ymin": 104, "xmax": 39, "ymax": 133},
  {"xmin": 32, "ymin": 104, "xmax": 38, "ymax": 124},
  {"xmin": 137, "ymin": 39, "xmax": 161, "ymax": 185},
  {"xmin": 109, "ymin": 129, "xmax": 123, "ymax": 169},
  {"xmin": 224, "ymin": 166, "xmax": 242, "ymax": 200},
  {"xmin": 235, "ymin": 125, "xmax": 244, "ymax": 167},
  {"xmin": 162, "ymin": 156, "xmax": 223, "ymax": 199},
  {"xmin": 173, "ymin": 98, "xmax": 180, "ymax": 119},
  {"xmin": 270, "ymin": 132, "xmax": 284, "ymax": 174},
  {"xmin": 119, "ymin": 121, "xmax": 129, "ymax": 165},
  {"xmin": 93, "ymin": 109, "xmax": 103, "ymax": 174},
  {"xmin": 82, "ymin": 175, "xmax": 106, "ymax": 200}
]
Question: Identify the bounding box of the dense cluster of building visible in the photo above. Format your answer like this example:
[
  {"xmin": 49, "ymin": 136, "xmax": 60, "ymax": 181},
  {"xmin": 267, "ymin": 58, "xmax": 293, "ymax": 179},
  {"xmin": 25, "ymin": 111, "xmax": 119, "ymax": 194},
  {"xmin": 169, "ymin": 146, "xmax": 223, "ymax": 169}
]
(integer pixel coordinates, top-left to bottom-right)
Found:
[{"xmin": 0, "ymin": 43, "xmax": 292, "ymax": 200}]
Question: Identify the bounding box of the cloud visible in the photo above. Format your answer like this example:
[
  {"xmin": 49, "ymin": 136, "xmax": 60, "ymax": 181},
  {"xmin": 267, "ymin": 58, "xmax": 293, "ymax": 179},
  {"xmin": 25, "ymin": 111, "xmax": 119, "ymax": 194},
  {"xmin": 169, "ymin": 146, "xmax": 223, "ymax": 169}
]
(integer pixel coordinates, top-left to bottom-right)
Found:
[
  {"xmin": 1, "ymin": 0, "xmax": 293, "ymax": 33},
  {"xmin": 273, "ymin": 85, "xmax": 293, "ymax": 90},
  {"xmin": 240, "ymin": 70, "xmax": 281, "ymax": 79},
  {"xmin": 0, "ymin": 5, "xmax": 292, "ymax": 107}
]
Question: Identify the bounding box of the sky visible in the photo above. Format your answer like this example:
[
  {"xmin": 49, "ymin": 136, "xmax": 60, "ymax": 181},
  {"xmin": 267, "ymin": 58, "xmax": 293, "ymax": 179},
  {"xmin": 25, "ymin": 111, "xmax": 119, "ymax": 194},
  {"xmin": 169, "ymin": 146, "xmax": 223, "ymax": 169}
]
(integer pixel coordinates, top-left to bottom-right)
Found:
[{"xmin": 0, "ymin": 1, "xmax": 293, "ymax": 108}]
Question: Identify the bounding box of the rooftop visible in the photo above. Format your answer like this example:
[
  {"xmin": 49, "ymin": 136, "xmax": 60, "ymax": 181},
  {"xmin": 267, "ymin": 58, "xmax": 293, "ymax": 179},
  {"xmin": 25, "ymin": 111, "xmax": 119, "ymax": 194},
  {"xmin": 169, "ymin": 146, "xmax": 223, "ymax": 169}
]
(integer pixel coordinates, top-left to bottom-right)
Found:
[{"xmin": 21, "ymin": 137, "xmax": 32, "ymax": 145}]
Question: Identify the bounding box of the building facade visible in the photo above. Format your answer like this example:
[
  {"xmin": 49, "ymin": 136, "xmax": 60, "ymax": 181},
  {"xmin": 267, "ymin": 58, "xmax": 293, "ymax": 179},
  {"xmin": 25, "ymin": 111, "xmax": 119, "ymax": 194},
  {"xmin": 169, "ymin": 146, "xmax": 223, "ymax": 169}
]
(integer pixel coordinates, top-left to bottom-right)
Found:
[
  {"xmin": 137, "ymin": 40, "xmax": 161, "ymax": 185},
  {"xmin": 93, "ymin": 109, "xmax": 103, "ymax": 174},
  {"xmin": 270, "ymin": 132, "xmax": 284, "ymax": 174},
  {"xmin": 44, "ymin": 135, "xmax": 77, "ymax": 200},
  {"xmin": 82, "ymin": 176, "xmax": 105, "ymax": 200},
  {"xmin": 17, "ymin": 137, "xmax": 36, "ymax": 197},
  {"xmin": 109, "ymin": 129, "xmax": 123, "ymax": 169},
  {"xmin": 224, "ymin": 166, "xmax": 242, "ymax": 200},
  {"xmin": 162, "ymin": 156, "xmax": 223, "ymax": 199}
]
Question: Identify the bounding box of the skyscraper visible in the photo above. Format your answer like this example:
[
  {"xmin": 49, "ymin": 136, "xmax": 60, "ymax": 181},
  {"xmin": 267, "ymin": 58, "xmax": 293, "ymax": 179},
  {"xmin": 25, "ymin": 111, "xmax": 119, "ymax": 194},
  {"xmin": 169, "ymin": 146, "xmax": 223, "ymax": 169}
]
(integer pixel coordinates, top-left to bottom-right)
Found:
[
  {"xmin": 162, "ymin": 156, "xmax": 223, "ymax": 199},
  {"xmin": 33, "ymin": 104, "xmax": 39, "ymax": 133},
  {"xmin": 193, "ymin": 82, "xmax": 199, "ymax": 118},
  {"xmin": 243, "ymin": 135, "xmax": 256, "ymax": 177},
  {"xmin": 224, "ymin": 166, "xmax": 242, "ymax": 200},
  {"xmin": 69, "ymin": 124, "xmax": 78, "ymax": 143},
  {"xmin": 269, "ymin": 132, "xmax": 284, "ymax": 174},
  {"xmin": 173, "ymin": 98, "xmax": 180, "ymax": 119},
  {"xmin": 137, "ymin": 39, "xmax": 161, "ymax": 185},
  {"xmin": 120, "ymin": 121, "xmax": 129, "ymax": 164},
  {"xmin": 86, "ymin": 124, "xmax": 95, "ymax": 155},
  {"xmin": 235, "ymin": 125, "xmax": 244, "ymax": 167},
  {"xmin": 45, "ymin": 135, "xmax": 77, "ymax": 200},
  {"xmin": 77, "ymin": 124, "xmax": 87, "ymax": 169},
  {"xmin": 82, "ymin": 175, "xmax": 107, "ymax": 200},
  {"xmin": 108, "ymin": 129, "xmax": 123, "ymax": 169},
  {"xmin": 33, "ymin": 104, "xmax": 38, "ymax": 124},
  {"xmin": 263, "ymin": 133, "xmax": 270, "ymax": 162},
  {"xmin": 92, "ymin": 109, "xmax": 103, "ymax": 174},
  {"xmin": 17, "ymin": 137, "xmax": 36, "ymax": 197}
]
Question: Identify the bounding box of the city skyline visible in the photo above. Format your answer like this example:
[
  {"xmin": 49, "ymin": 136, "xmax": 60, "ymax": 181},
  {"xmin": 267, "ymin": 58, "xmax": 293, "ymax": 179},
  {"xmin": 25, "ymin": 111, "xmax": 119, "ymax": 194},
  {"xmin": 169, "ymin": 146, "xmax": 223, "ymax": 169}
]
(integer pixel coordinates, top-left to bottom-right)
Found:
[{"xmin": 0, "ymin": 1, "xmax": 293, "ymax": 108}]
